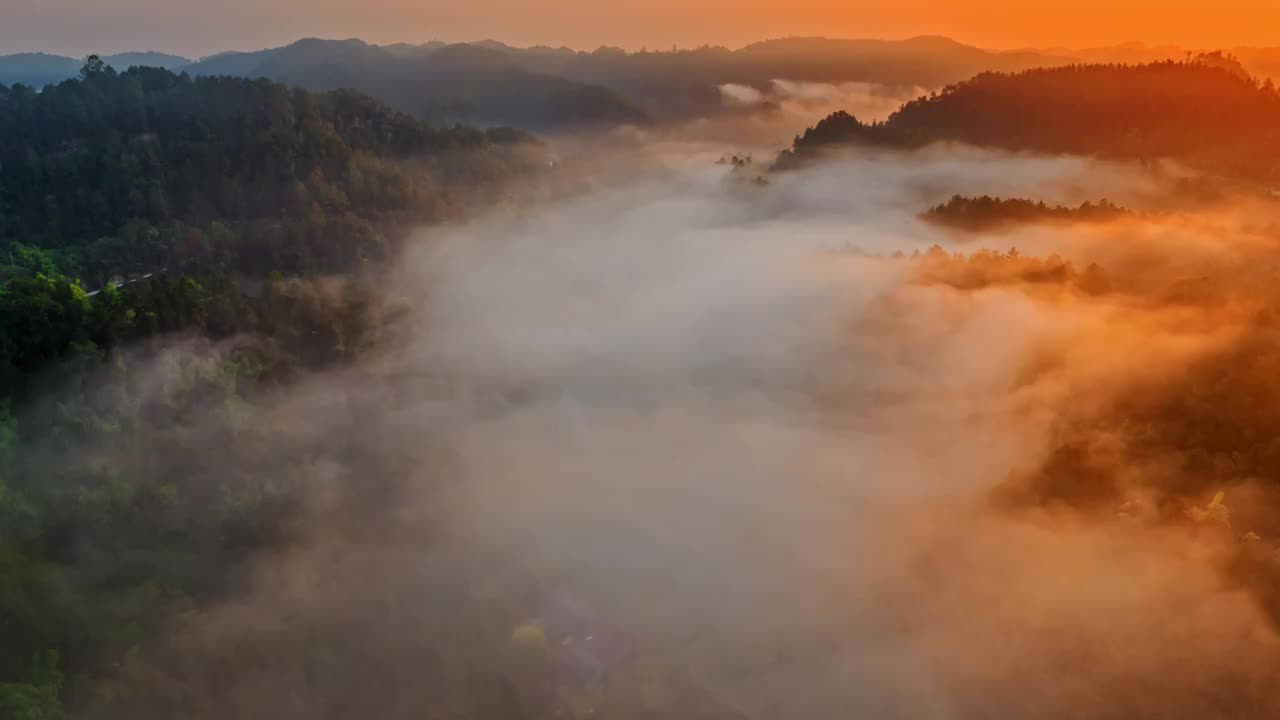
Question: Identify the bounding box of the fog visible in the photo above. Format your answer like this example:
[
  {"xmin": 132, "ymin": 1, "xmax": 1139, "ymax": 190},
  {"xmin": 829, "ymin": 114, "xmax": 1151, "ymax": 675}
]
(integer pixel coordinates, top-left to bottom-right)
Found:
[
  {"xmin": 707, "ymin": 81, "xmax": 927, "ymax": 148},
  {"xmin": 85, "ymin": 137, "xmax": 1280, "ymax": 718}
]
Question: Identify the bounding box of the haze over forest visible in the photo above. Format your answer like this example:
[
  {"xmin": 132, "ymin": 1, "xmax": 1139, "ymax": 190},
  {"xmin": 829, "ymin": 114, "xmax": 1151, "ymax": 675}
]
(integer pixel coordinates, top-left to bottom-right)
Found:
[{"xmin": 6, "ymin": 5, "xmax": 1280, "ymax": 720}]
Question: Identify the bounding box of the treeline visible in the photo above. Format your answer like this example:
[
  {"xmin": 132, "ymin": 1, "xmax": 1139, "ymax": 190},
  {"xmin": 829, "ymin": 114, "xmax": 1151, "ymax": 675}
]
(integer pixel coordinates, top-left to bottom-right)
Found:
[
  {"xmin": 921, "ymin": 195, "xmax": 1130, "ymax": 231},
  {"xmin": 0, "ymin": 271, "xmax": 385, "ymax": 401},
  {"xmin": 777, "ymin": 58, "xmax": 1280, "ymax": 183}
]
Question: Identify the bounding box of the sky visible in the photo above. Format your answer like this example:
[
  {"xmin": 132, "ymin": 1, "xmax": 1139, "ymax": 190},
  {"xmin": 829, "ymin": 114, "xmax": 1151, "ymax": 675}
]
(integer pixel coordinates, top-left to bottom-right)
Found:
[{"xmin": 4, "ymin": 0, "xmax": 1280, "ymax": 57}]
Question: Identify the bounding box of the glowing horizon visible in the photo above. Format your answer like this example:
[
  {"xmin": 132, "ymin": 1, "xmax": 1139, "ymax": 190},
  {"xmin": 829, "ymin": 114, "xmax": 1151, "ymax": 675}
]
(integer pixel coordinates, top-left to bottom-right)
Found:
[{"xmin": 4, "ymin": 0, "xmax": 1280, "ymax": 58}]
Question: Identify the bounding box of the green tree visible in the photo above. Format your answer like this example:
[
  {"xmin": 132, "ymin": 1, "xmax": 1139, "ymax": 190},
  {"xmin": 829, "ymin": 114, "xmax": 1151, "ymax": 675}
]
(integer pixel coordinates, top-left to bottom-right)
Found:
[{"xmin": 78, "ymin": 55, "xmax": 106, "ymax": 80}]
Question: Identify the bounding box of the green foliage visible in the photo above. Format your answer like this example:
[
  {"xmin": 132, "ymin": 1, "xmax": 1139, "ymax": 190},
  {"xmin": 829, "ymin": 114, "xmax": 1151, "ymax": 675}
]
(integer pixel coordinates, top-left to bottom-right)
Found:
[
  {"xmin": 0, "ymin": 651, "xmax": 64, "ymax": 720},
  {"xmin": 0, "ymin": 60, "xmax": 528, "ymax": 717},
  {"xmin": 0, "ymin": 270, "xmax": 396, "ymax": 714},
  {"xmin": 0, "ymin": 275, "xmax": 90, "ymax": 381},
  {"xmin": 1, "ymin": 245, "xmax": 59, "ymax": 280},
  {"xmin": 0, "ymin": 64, "xmax": 533, "ymax": 285}
]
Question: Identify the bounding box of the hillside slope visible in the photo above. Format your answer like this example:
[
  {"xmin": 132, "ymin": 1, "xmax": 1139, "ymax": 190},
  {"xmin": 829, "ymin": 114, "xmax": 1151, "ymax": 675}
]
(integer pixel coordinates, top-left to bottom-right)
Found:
[{"xmin": 779, "ymin": 59, "xmax": 1280, "ymax": 182}]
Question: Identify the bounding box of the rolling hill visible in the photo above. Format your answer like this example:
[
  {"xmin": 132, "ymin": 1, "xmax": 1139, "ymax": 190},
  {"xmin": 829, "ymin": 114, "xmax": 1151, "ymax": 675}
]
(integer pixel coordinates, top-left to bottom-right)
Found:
[
  {"xmin": 10, "ymin": 36, "xmax": 1280, "ymax": 133},
  {"xmin": 458, "ymin": 36, "xmax": 1079, "ymax": 122},
  {"xmin": 777, "ymin": 57, "xmax": 1280, "ymax": 183},
  {"xmin": 181, "ymin": 38, "xmax": 648, "ymax": 130}
]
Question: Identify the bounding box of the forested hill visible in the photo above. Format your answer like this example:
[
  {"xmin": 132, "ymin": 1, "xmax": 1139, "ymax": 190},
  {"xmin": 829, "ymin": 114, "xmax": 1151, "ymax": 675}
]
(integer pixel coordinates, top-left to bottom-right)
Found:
[
  {"xmin": 0, "ymin": 60, "xmax": 539, "ymax": 720},
  {"xmin": 777, "ymin": 57, "xmax": 1280, "ymax": 183},
  {"xmin": 0, "ymin": 57, "xmax": 540, "ymax": 403},
  {"xmin": 0, "ymin": 59, "xmax": 535, "ymax": 286}
]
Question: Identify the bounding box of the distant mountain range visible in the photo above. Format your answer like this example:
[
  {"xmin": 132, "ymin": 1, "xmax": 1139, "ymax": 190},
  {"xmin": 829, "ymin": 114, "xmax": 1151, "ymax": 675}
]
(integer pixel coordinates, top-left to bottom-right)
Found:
[
  {"xmin": 181, "ymin": 39, "xmax": 648, "ymax": 130},
  {"xmin": 1033, "ymin": 42, "xmax": 1280, "ymax": 83},
  {"xmin": 0, "ymin": 50, "xmax": 188, "ymax": 87},
  {"xmin": 5, "ymin": 37, "xmax": 1280, "ymax": 131},
  {"xmin": 0, "ymin": 40, "xmax": 647, "ymax": 131}
]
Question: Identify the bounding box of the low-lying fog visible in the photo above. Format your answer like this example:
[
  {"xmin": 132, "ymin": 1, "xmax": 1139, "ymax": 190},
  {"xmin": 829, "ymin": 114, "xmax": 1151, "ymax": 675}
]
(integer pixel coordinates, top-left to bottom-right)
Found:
[{"xmin": 103, "ymin": 130, "xmax": 1280, "ymax": 718}]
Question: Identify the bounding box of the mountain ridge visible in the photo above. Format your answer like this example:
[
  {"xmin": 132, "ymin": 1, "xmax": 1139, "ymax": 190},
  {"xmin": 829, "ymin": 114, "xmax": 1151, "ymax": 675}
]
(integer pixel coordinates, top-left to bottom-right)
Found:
[{"xmin": 8, "ymin": 36, "xmax": 1280, "ymax": 131}]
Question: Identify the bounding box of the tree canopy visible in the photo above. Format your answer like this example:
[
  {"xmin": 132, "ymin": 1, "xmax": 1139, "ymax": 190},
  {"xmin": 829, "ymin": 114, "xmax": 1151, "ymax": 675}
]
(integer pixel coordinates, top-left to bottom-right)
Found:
[
  {"xmin": 0, "ymin": 62, "xmax": 533, "ymax": 286},
  {"xmin": 778, "ymin": 59, "xmax": 1280, "ymax": 183},
  {"xmin": 0, "ymin": 60, "xmax": 540, "ymax": 718}
]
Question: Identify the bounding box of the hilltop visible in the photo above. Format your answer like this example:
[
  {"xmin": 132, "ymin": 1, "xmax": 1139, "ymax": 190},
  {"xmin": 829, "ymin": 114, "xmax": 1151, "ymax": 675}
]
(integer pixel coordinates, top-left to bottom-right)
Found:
[{"xmin": 778, "ymin": 57, "xmax": 1280, "ymax": 183}]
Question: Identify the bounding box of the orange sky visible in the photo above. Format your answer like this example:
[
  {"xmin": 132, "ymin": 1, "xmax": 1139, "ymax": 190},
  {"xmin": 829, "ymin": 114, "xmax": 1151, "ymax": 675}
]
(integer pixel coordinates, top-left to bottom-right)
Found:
[{"xmin": 6, "ymin": 0, "xmax": 1280, "ymax": 56}]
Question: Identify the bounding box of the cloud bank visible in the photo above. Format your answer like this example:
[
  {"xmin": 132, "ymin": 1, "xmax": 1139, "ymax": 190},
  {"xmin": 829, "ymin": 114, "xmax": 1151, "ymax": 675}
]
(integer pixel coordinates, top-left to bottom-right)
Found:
[{"xmin": 74, "ymin": 139, "xmax": 1280, "ymax": 719}]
